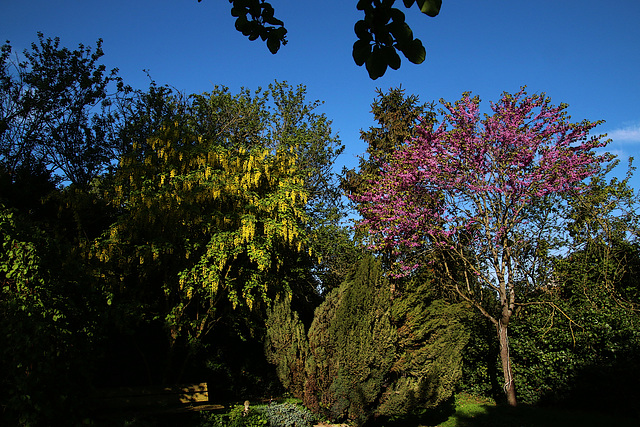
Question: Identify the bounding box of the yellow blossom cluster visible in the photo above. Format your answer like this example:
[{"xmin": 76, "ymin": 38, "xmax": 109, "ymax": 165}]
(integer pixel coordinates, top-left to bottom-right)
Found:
[{"xmin": 97, "ymin": 127, "xmax": 311, "ymax": 311}]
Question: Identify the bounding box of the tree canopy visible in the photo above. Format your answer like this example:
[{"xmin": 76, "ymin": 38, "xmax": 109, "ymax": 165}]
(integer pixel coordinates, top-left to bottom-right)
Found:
[
  {"xmin": 0, "ymin": 33, "xmax": 126, "ymax": 187},
  {"xmin": 342, "ymin": 86, "xmax": 434, "ymax": 210},
  {"xmin": 354, "ymin": 88, "xmax": 613, "ymax": 406},
  {"xmin": 2, "ymin": 33, "xmax": 640, "ymax": 425}
]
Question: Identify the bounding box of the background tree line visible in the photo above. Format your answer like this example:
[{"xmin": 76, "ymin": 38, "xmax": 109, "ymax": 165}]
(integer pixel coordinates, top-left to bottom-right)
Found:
[{"xmin": 1, "ymin": 34, "xmax": 639, "ymax": 426}]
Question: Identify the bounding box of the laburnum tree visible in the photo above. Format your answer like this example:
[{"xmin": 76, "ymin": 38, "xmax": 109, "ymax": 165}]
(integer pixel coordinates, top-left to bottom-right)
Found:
[
  {"xmin": 93, "ymin": 117, "xmax": 310, "ymax": 382},
  {"xmin": 354, "ymin": 88, "xmax": 612, "ymax": 406}
]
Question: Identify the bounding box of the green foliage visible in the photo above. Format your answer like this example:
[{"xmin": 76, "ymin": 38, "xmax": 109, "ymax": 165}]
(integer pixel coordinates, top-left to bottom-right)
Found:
[
  {"xmin": 264, "ymin": 256, "xmax": 468, "ymax": 425},
  {"xmin": 308, "ymin": 223, "xmax": 363, "ymax": 293},
  {"xmin": 200, "ymin": 402, "xmax": 315, "ymax": 427},
  {"xmin": 507, "ymin": 240, "xmax": 640, "ymax": 414},
  {"xmin": 304, "ymin": 255, "xmax": 396, "ymax": 425},
  {"xmin": 262, "ymin": 402, "xmax": 316, "ymax": 427},
  {"xmin": 0, "ymin": 33, "xmax": 126, "ymax": 187},
  {"xmin": 94, "ymin": 118, "xmax": 310, "ymax": 382},
  {"xmin": 0, "ymin": 204, "xmax": 101, "ymax": 425},
  {"xmin": 87, "ymin": 81, "xmax": 344, "ymax": 386},
  {"xmin": 263, "ymin": 82, "xmax": 344, "ymax": 222},
  {"xmin": 353, "ymin": 0, "xmax": 441, "ymax": 79},
  {"xmin": 518, "ymin": 170, "xmax": 640, "ymax": 413},
  {"xmin": 201, "ymin": 1, "xmax": 442, "ymax": 79},
  {"xmin": 200, "ymin": 412, "xmax": 228, "ymax": 427},
  {"xmin": 379, "ymin": 274, "xmax": 471, "ymax": 417},
  {"xmin": 460, "ymin": 170, "xmax": 640, "ymax": 414},
  {"xmin": 210, "ymin": 0, "xmax": 287, "ymax": 54},
  {"xmin": 342, "ymin": 87, "xmax": 434, "ymax": 220},
  {"xmin": 227, "ymin": 404, "xmax": 269, "ymax": 427},
  {"xmin": 264, "ymin": 297, "xmax": 310, "ymax": 398},
  {"xmin": 172, "ymin": 81, "xmax": 347, "ymax": 293},
  {"xmin": 459, "ymin": 313, "xmax": 502, "ymax": 399}
]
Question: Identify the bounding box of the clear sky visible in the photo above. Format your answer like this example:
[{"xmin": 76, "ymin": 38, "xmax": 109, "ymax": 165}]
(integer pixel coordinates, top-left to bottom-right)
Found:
[{"xmin": 2, "ymin": 0, "xmax": 639, "ymax": 186}]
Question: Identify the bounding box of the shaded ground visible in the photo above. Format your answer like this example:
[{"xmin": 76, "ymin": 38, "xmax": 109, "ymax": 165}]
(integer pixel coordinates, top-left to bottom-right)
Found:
[{"xmin": 89, "ymin": 392, "xmax": 640, "ymax": 427}]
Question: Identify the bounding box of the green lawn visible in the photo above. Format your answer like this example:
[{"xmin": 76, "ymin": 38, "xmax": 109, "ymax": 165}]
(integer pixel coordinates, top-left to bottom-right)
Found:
[{"xmin": 432, "ymin": 393, "xmax": 639, "ymax": 427}]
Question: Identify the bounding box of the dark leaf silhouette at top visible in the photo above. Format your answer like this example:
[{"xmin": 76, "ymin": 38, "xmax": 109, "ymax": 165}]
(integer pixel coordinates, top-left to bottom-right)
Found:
[{"xmin": 199, "ymin": 0, "xmax": 442, "ymax": 79}]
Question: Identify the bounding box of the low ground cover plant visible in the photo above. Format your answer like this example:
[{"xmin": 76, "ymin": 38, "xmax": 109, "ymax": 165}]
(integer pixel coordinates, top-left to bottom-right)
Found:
[{"xmin": 200, "ymin": 401, "xmax": 316, "ymax": 427}]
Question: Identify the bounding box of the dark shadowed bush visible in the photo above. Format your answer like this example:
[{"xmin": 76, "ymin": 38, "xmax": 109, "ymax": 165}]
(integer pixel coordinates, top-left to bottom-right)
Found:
[{"xmin": 266, "ymin": 255, "xmax": 471, "ymax": 425}]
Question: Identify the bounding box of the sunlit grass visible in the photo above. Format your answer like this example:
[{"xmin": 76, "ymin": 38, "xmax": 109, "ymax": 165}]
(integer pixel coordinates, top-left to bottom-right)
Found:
[{"xmin": 433, "ymin": 392, "xmax": 639, "ymax": 427}]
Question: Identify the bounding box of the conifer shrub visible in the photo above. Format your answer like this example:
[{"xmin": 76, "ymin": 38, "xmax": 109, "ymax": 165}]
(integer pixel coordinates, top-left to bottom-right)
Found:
[
  {"xmin": 264, "ymin": 297, "xmax": 309, "ymax": 398},
  {"xmin": 265, "ymin": 255, "xmax": 471, "ymax": 425},
  {"xmin": 304, "ymin": 255, "xmax": 396, "ymax": 424},
  {"xmin": 378, "ymin": 278, "xmax": 471, "ymax": 417}
]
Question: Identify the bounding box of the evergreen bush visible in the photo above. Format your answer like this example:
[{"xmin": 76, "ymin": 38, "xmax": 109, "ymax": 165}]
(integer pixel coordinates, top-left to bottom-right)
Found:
[
  {"xmin": 264, "ymin": 297, "xmax": 310, "ymax": 398},
  {"xmin": 266, "ymin": 255, "xmax": 470, "ymax": 425},
  {"xmin": 304, "ymin": 255, "xmax": 396, "ymax": 424}
]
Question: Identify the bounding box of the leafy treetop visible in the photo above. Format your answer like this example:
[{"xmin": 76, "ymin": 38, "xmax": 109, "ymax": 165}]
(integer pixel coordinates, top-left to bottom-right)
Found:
[
  {"xmin": 357, "ymin": 89, "xmax": 611, "ymax": 273},
  {"xmin": 342, "ymin": 86, "xmax": 434, "ymax": 201},
  {"xmin": 0, "ymin": 33, "xmax": 124, "ymax": 187},
  {"xmin": 354, "ymin": 88, "xmax": 612, "ymax": 406}
]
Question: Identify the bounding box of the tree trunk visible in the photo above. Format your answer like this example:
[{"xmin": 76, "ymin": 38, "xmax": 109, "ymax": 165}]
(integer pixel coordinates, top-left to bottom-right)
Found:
[{"xmin": 497, "ymin": 320, "xmax": 517, "ymax": 406}]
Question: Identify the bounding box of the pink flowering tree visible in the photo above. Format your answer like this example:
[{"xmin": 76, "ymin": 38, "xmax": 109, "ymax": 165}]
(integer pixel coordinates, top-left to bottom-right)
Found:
[{"xmin": 354, "ymin": 88, "xmax": 612, "ymax": 406}]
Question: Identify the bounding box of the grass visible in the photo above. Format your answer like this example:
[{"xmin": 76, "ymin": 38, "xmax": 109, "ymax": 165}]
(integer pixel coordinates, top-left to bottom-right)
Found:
[{"xmin": 431, "ymin": 392, "xmax": 639, "ymax": 427}]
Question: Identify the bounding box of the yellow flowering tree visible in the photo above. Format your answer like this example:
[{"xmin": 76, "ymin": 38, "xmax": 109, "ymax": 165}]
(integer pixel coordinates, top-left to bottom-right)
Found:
[{"xmin": 93, "ymin": 120, "xmax": 310, "ymax": 378}]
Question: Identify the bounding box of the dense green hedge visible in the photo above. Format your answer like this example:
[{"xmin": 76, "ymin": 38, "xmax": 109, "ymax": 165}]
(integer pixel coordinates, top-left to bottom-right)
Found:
[{"xmin": 266, "ymin": 256, "xmax": 470, "ymax": 425}]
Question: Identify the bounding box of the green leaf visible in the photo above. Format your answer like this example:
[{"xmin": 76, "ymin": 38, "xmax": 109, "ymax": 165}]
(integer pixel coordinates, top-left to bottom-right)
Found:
[
  {"xmin": 230, "ymin": 6, "xmax": 244, "ymax": 17},
  {"xmin": 417, "ymin": 0, "xmax": 442, "ymax": 17},
  {"xmin": 366, "ymin": 47, "xmax": 387, "ymax": 80},
  {"xmin": 261, "ymin": 2, "xmax": 275, "ymax": 18},
  {"xmin": 354, "ymin": 20, "xmax": 372, "ymax": 41},
  {"xmin": 352, "ymin": 40, "xmax": 372, "ymax": 66},
  {"xmin": 357, "ymin": 0, "xmax": 372, "ymax": 11},
  {"xmin": 273, "ymin": 27, "xmax": 287, "ymax": 40},
  {"xmin": 382, "ymin": 46, "xmax": 401, "ymax": 70},
  {"xmin": 389, "ymin": 7, "xmax": 406, "ymax": 24},
  {"xmin": 261, "ymin": 3, "xmax": 284, "ymax": 26},
  {"xmin": 264, "ymin": 16, "xmax": 284, "ymax": 26},
  {"xmin": 266, "ymin": 35, "xmax": 281, "ymax": 54},
  {"xmin": 388, "ymin": 21, "xmax": 413, "ymax": 46},
  {"xmin": 235, "ymin": 15, "xmax": 250, "ymax": 33},
  {"xmin": 233, "ymin": 0, "xmax": 250, "ymax": 8},
  {"xmin": 402, "ymin": 39, "xmax": 426, "ymax": 64}
]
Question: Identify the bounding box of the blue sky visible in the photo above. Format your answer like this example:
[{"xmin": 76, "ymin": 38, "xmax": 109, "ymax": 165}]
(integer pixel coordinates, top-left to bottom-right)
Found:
[{"xmin": 2, "ymin": 0, "xmax": 639, "ymax": 187}]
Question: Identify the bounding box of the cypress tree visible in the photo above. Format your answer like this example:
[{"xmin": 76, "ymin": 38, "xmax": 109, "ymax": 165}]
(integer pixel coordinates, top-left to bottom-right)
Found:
[
  {"xmin": 264, "ymin": 296, "xmax": 310, "ymax": 398},
  {"xmin": 265, "ymin": 256, "xmax": 471, "ymax": 425},
  {"xmin": 305, "ymin": 255, "xmax": 396, "ymax": 424},
  {"xmin": 379, "ymin": 274, "xmax": 471, "ymax": 417}
]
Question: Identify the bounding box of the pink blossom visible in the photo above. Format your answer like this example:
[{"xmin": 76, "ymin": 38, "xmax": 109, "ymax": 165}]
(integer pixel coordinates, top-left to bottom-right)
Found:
[{"xmin": 353, "ymin": 88, "xmax": 612, "ymax": 276}]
